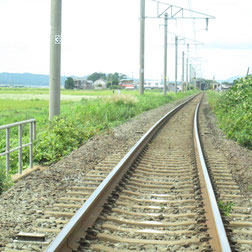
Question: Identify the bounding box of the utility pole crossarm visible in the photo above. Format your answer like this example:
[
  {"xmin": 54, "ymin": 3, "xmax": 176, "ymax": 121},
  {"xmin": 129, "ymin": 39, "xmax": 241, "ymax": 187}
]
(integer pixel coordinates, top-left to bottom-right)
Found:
[
  {"xmin": 167, "ymin": 33, "xmax": 204, "ymax": 46},
  {"xmin": 151, "ymin": 0, "xmax": 215, "ymax": 19},
  {"xmin": 172, "ymin": 8, "xmax": 183, "ymax": 18}
]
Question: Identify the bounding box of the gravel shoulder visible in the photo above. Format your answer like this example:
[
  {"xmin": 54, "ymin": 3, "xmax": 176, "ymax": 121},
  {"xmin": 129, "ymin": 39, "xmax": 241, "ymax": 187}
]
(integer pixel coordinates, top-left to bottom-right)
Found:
[{"xmin": 199, "ymin": 94, "xmax": 252, "ymax": 197}]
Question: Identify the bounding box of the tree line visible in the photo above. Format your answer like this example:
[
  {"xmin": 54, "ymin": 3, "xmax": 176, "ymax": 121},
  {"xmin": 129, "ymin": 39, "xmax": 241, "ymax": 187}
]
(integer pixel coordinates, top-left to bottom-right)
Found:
[{"xmin": 64, "ymin": 72, "xmax": 128, "ymax": 89}]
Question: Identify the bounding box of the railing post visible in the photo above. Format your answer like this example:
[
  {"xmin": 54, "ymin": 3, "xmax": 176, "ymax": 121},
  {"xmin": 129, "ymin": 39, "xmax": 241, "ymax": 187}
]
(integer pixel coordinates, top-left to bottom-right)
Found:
[
  {"xmin": 29, "ymin": 122, "xmax": 33, "ymax": 169},
  {"xmin": 18, "ymin": 125, "xmax": 23, "ymax": 174},
  {"xmin": 6, "ymin": 128, "xmax": 10, "ymax": 174},
  {"xmin": 33, "ymin": 121, "xmax": 36, "ymax": 140}
]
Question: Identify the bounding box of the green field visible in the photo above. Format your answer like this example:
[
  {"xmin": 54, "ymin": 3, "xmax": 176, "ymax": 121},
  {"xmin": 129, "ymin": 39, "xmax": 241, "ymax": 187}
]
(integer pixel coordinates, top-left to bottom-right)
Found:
[
  {"xmin": 0, "ymin": 87, "xmax": 135, "ymax": 96},
  {"xmin": 0, "ymin": 88, "xmax": 127, "ymax": 125},
  {"xmin": 0, "ymin": 87, "xmax": 197, "ymax": 193}
]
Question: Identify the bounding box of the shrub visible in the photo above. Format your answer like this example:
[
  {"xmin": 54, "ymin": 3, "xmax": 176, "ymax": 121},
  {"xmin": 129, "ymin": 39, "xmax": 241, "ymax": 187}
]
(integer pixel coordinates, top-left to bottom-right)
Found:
[
  {"xmin": 109, "ymin": 85, "xmax": 123, "ymax": 90},
  {"xmin": 209, "ymin": 75, "xmax": 252, "ymax": 149}
]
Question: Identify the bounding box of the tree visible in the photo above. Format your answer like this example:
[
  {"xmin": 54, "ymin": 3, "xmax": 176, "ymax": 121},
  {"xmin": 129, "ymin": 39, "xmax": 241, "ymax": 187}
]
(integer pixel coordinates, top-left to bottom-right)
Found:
[
  {"xmin": 107, "ymin": 72, "xmax": 128, "ymax": 85},
  {"xmin": 64, "ymin": 77, "xmax": 74, "ymax": 89},
  {"xmin": 222, "ymin": 81, "xmax": 232, "ymax": 85},
  {"xmin": 87, "ymin": 72, "xmax": 129, "ymax": 86},
  {"xmin": 87, "ymin": 72, "xmax": 106, "ymax": 82}
]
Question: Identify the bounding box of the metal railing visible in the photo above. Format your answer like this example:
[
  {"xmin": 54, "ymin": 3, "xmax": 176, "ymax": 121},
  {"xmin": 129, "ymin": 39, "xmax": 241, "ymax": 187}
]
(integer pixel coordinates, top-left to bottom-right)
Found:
[{"xmin": 0, "ymin": 119, "xmax": 36, "ymax": 175}]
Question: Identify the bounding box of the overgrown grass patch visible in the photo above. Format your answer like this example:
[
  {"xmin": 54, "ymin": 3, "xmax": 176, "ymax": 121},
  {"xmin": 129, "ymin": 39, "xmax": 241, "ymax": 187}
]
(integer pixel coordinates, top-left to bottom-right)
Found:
[
  {"xmin": 0, "ymin": 89, "xmax": 197, "ymax": 192},
  {"xmin": 34, "ymin": 91, "xmax": 196, "ymax": 164},
  {"xmin": 207, "ymin": 75, "xmax": 252, "ymax": 149},
  {"xmin": 0, "ymin": 168, "xmax": 13, "ymax": 194}
]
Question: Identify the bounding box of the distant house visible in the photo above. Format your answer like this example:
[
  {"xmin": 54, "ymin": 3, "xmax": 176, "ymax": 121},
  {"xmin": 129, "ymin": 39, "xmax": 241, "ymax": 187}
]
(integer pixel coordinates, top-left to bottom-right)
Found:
[
  {"xmin": 94, "ymin": 78, "xmax": 107, "ymax": 89},
  {"xmin": 212, "ymin": 82, "xmax": 221, "ymax": 91},
  {"xmin": 135, "ymin": 80, "xmax": 163, "ymax": 90},
  {"xmin": 221, "ymin": 83, "xmax": 233, "ymax": 91},
  {"xmin": 119, "ymin": 79, "xmax": 135, "ymax": 89},
  {"xmin": 120, "ymin": 79, "xmax": 134, "ymax": 85},
  {"xmin": 73, "ymin": 78, "xmax": 93, "ymax": 89}
]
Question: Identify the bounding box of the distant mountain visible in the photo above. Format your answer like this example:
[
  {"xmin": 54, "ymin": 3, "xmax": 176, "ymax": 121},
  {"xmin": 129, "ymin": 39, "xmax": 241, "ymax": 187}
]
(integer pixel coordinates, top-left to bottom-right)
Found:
[
  {"xmin": 217, "ymin": 75, "xmax": 244, "ymax": 83},
  {"xmin": 0, "ymin": 72, "xmax": 68, "ymax": 87}
]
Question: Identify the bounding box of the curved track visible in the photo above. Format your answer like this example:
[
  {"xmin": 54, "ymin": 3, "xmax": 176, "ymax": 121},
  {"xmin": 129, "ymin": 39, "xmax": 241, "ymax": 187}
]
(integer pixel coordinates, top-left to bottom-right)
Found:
[
  {"xmin": 5, "ymin": 93, "xmax": 250, "ymax": 252},
  {"xmin": 45, "ymin": 94, "xmax": 230, "ymax": 252}
]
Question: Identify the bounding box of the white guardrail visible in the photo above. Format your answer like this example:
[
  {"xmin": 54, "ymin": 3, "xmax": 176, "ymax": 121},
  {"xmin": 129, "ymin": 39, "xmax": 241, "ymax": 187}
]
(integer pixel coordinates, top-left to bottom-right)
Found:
[{"xmin": 0, "ymin": 119, "xmax": 36, "ymax": 175}]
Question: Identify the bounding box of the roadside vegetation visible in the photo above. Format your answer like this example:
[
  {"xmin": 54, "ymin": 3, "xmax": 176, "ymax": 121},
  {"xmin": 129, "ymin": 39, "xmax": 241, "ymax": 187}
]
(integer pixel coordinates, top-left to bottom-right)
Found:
[
  {"xmin": 0, "ymin": 89, "xmax": 197, "ymax": 184},
  {"xmin": 207, "ymin": 75, "xmax": 252, "ymax": 149}
]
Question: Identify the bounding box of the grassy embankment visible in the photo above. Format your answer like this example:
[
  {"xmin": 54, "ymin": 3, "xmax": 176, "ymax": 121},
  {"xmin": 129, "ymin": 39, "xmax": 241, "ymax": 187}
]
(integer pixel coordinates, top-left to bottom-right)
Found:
[
  {"xmin": 0, "ymin": 88, "xmax": 197, "ymax": 193},
  {"xmin": 207, "ymin": 75, "xmax": 252, "ymax": 149}
]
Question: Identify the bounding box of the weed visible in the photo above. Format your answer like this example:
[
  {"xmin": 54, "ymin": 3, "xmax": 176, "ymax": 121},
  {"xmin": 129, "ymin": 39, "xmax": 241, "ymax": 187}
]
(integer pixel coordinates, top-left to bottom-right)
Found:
[
  {"xmin": 0, "ymin": 168, "xmax": 13, "ymax": 194},
  {"xmin": 218, "ymin": 200, "xmax": 234, "ymax": 216},
  {"xmin": 207, "ymin": 75, "xmax": 252, "ymax": 149}
]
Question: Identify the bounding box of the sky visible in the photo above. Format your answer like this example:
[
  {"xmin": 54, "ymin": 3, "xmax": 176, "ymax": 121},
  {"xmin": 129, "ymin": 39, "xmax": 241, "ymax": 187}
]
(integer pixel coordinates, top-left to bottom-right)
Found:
[{"xmin": 0, "ymin": 0, "xmax": 251, "ymax": 81}]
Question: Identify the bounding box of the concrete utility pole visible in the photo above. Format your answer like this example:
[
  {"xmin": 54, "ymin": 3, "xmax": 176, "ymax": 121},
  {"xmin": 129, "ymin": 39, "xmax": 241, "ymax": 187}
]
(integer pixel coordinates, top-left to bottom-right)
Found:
[
  {"xmin": 139, "ymin": 0, "xmax": 145, "ymax": 95},
  {"xmin": 163, "ymin": 13, "xmax": 168, "ymax": 95},
  {"xmin": 49, "ymin": 0, "xmax": 62, "ymax": 120},
  {"xmin": 182, "ymin": 51, "xmax": 184, "ymax": 92},
  {"xmin": 193, "ymin": 67, "xmax": 197, "ymax": 89},
  {"xmin": 186, "ymin": 58, "xmax": 189, "ymax": 91},
  {"xmin": 189, "ymin": 64, "xmax": 192, "ymax": 84},
  {"xmin": 175, "ymin": 36, "xmax": 178, "ymax": 94},
  {"xmin": 186, "ymin": 44, "xmax": 189, "ymax": 91}
]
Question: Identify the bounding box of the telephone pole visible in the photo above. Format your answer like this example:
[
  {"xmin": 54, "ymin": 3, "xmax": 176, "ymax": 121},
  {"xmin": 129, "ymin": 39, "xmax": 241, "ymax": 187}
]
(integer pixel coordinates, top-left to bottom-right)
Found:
[
  {"xmin": 175, "ymin": 36, "xmax": 178, "ymax": 93},
  {"xmin": 189, "ymin": 63, "xmax": 192, "ymax": 84},
  {"xmin": 186, "ymin": 44, "xmax": 189, "ymax": 91},
  {"xmin": 186, "ymin": 58, "xmax": 189, "ymax": 91},
  {"xmin": 163, "ymin": 13, "xmax": 168, "ymax": 95},
  {"xmin": 182, "ymin": 51, "xmax": 185, "ymax": 92},
  {"xmin": 139, "ymin": 0, "xmax": 145, "ymax": 95},
  {"xmin": 49, "ymin": 0, "xmax": 62, "ymax": 120}
]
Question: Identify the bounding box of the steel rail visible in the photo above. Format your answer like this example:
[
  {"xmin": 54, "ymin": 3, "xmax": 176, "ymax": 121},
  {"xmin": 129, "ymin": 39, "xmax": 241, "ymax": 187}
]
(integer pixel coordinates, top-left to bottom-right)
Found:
[
  {"xmin": 193, "ymin": 101, "xmax": 231, "ymax": 252},
  {"xmin": 45, "ymin": 95, "xmax": 198, "ymax": 252}
]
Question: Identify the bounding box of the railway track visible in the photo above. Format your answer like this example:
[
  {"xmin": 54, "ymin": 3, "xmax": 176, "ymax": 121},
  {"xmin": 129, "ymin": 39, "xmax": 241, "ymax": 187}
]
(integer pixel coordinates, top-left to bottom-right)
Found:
[
  {"xmin": 3, "ymin": 94, "xmax": 252, "ymax": 251},
  {"xmin": 43, "ymin": 93, "xmax": 228, "ymax": 252}
]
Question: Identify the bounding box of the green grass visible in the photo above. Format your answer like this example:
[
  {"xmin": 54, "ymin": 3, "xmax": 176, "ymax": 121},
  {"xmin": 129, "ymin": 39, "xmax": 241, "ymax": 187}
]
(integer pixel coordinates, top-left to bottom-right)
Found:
[
  {"xmin": 0, "ymin": 99, "xmax": 77, "ymax": 126},
  {"xmin": 0, "ymin": 88, "xmax": 197, "ymax": 193},
  {"xmin": 61, "ymin": 89, "xmax": 125, "ymax": 96},
  {"xmin": 0, "ymin": 87, "xmax": 49, "ymax": 95},
  {"xmin": 0, "ymin": 99, "xmax": 49, "ymax": 112},
  {"xmin": 218, "ymin": 200, "xmax": 234, "ymax": 216},
  {"xmin": 206, "ymin": 90, "xmax": 221, "ymax": 110},
  {"xmin": 33, "ymin": 90, "xmax": 197, "ymax": 165},
  {"xmin": 0, "ymin": 169, "xmax": 13, "ymax": 194},
  {"xmin": 207, "ymin": 75, "xmax": 252, "ymax": 149},
  {"xmin": 0, "ymin": 87, "xmax": 137, "ymax": 96}
]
